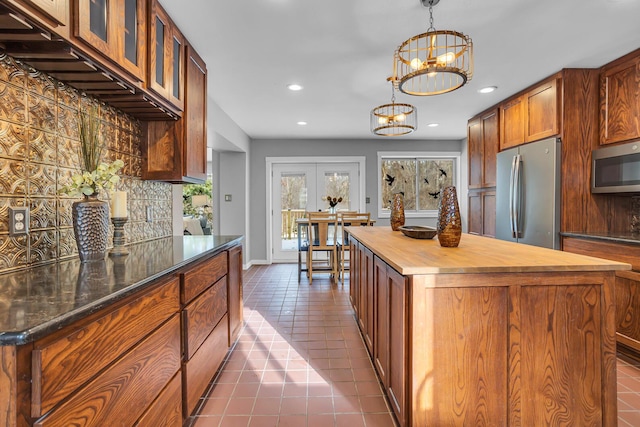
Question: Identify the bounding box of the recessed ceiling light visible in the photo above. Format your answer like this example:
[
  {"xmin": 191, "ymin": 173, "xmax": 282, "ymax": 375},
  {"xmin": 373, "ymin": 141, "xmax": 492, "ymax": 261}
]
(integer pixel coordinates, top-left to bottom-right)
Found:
[
  {"xmin": 427, "ymin": 123, "xmax": 439, "ymax": 127},
  {"xmin": 478, "ymin": 86, "xmax": 497, "ymax": 94},
  {"xmin": 297, "ymin": 121, "xmax": 307, "ymax": 126},
  {"xmin": 287, "ymin": 84, "xmax": 303, "ymax": 91}
]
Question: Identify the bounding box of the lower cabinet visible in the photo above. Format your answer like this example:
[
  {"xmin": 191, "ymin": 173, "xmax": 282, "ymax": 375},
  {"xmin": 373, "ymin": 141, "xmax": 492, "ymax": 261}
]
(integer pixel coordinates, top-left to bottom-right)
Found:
[
  {"xmin": 7, "ymin": 243, "xmax": 243, "ymax": 427},
  {"xmin": 563, "ymin": 236, "xmax": 640, "ymax": 358},
  {"xmin": 468, "ymin": 189, "xmax": 496, "ymax": 238}
]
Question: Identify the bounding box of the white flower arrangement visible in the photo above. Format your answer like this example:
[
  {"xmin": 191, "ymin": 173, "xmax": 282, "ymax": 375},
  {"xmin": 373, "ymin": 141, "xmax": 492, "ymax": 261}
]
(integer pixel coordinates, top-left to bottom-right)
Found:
[{"xmin": 58, "ymin": 105, "xmax": 125, "ymax": 197}]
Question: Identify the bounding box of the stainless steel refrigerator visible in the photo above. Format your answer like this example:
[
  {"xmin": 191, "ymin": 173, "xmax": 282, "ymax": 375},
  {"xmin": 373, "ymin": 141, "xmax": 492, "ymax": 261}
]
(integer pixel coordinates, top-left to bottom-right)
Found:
[{"xmin": 495, "ymin": 137, "xmax": 561, "ymax": 249}]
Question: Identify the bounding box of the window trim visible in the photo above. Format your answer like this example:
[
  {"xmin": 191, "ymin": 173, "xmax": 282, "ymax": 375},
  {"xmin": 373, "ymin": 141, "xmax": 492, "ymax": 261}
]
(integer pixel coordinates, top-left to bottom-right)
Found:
[{"xmin": 377, "ymin": 151, "xmax": 461, "ymax": 219}]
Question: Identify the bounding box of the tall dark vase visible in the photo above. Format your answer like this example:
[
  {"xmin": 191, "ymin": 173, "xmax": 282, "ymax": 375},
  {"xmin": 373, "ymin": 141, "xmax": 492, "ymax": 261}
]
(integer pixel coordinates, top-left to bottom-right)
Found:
[
  {"xmin": 390, "ymin": 193, "xmax": 405, "ymax": 231},
  {"xmin": 72, "ymin": 193, "xmax": 109, "ymax": 262},
  {"xmin": 437, "ymin": 186, "xmax": 462, "ymax": 247}
]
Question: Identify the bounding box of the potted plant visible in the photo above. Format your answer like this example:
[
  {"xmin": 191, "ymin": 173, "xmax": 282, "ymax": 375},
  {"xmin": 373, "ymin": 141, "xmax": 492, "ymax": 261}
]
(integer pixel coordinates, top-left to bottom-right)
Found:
[{"xmin": 58, "ymin": 106, "xmax": 124, "ymax": 262}]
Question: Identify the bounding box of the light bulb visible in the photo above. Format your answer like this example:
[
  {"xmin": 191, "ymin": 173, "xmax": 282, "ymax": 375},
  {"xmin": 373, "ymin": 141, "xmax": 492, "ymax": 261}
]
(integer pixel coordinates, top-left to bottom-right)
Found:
[
  {"xmin": 378, "ymin": 116, "xmax": 388, "ymax": 125},
  {"xmin": 395, "ymin": 113, "xmax": 406, "ymax": 122},
  {"xmin": 410, "ymin": 58, "xmax": 423, "ymax": 70},
  {"xmin": 436, "ymin": 51, "xmax": 456, "ymax": 65}
]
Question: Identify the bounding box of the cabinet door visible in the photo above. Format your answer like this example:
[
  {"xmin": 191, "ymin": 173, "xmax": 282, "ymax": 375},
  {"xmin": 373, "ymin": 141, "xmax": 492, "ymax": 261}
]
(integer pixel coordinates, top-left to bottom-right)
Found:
[
  {"xmin": 600, "ymin": 53, "xmax": 640, "ymax": 145},
  {"xmin": 373, "ymin": 256, "xmax": 389, "ymax": 387},
  {"xmin": 525, "ymin": 78, "xmax": 560, "ymax": 143},
  {"xmin": 349, "ymin": 239, "xmax": 360, "ymax": 312},
  {"xmin": 75, "ymin": 0, "xmax": 146, "ymax": 81},
  {"xmin": 467, "ymin": 190, "xmax": 495, "ymax": 238},
  {"xmin": 482, "ymin": 110, "xmax": 499, "ymax": 187},
  {"xmin": 227, "ymin": 245, "xmax": 243, "ymax": 345},
  {"xmin": 500, "ymin": 96, "xmax": 525, "ymax": 150},
  {"xmin": 149, "ymin": 0, "xmax": 184, "ymax": 111},
  {"xmin": 616, "ymin": 271, "xmax": 640, "ymax": 353},
  {"xmin": 468, "ymin": 191, "xmax": 482, "ymax": 235},
  {"xmin": 358, "ymin": 246, "xmax": 374, "ymax": 355},
  {"xmin": 387, "ymin": 267, "xmax": 407, "ymax": 427},
  {"xmin": 183, "ymin": 45, "xmax": 207, "ymax": 182},
  {"xmin": 468, "ymin": 118, "xmax": 483, "ymax": 189}
]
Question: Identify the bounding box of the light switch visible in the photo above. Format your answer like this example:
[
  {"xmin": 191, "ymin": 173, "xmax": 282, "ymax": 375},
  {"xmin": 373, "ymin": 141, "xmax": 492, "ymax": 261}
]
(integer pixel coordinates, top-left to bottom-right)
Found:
[
  {"xmin": 9, "ymin": 207, "xmax": 29, "ymax": 235},
  {"xmin": 224, "ymin": 194, "xmax": 232, "ymax": 202}
]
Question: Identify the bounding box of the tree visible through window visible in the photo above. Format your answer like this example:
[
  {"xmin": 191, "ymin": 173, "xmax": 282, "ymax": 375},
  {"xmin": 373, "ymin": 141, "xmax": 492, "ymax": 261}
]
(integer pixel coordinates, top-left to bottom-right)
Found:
[{"xmin": 380, "ymin": 156, "xmax": 455, "ymax": 213}]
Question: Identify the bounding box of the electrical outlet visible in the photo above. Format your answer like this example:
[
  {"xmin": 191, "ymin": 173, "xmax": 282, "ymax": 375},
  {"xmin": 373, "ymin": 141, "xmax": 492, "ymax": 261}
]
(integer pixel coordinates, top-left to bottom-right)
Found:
[
  {"xmin": 224, "ymin": 194, "xmax": 232, "ymax": 202},
  {"xmin": 146, "ymin": 205, "xmax": 153, "ymax": 222},
  {"xmin": 366, "ymin": 197, "xmax": 371, "ymax": 204},
  {"xmin": 9, "ymin": 207, "xmax": 29, "ymax": 235}
]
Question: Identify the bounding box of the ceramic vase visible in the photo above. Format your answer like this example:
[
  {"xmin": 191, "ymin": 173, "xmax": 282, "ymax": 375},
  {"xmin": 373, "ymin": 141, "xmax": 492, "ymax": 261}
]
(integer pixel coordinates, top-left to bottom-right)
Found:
[
  {"xmin": 390, "ymin": 193, "xmax": 405, "ymax": 231},
  {"xmin": 437, "ymin": 186, "xmax": 462, "ymax": 247},
  {"xmin": 72, "ymin": 193, "xmax": 109, "ymax": 262}
]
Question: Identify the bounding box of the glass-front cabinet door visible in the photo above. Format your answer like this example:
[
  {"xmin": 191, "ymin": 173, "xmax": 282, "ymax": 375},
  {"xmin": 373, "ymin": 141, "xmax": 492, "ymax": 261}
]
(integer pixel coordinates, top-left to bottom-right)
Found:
[
  {"xmin": 148, "ymin": 0, "xmax": 185, "ymax": 112},
  {"xmin": 75, "ymin": 0, "xmax": 147, "ymax": 81}
]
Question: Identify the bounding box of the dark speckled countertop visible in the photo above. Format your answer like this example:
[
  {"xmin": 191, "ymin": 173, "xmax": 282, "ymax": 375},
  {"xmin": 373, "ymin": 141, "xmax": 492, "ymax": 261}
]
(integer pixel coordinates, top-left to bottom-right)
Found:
[
  {"xmin": 561, "ymin": 232, "xmax": 640, "ymax": 246},
  {"xmin": 0, "ymin": 235, "xmax": 242, "ymax": 346}
]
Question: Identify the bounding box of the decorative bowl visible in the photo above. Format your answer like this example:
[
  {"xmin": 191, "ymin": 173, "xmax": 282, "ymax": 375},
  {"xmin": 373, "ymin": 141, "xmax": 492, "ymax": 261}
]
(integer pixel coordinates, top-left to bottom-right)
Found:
[{"xmin": 398, "ymin": 225, "xmax": 437, "ymax": 240}]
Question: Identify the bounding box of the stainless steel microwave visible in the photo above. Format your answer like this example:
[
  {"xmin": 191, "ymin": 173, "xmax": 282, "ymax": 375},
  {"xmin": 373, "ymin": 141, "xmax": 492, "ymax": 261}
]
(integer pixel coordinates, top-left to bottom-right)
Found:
[{"xmin": 592, "ymin": 141, "xmax": 640, "ymax": 193}]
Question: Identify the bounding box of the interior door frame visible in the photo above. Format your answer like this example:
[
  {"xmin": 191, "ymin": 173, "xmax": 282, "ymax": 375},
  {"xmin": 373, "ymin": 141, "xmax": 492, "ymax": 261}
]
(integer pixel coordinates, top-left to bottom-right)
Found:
[{"xmin": 266, "ymin": 156, "xmax": 366, "ymax": 264}]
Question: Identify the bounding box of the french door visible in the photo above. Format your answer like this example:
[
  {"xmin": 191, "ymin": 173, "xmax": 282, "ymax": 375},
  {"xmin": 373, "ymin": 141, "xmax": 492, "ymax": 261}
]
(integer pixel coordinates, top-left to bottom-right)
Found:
[{"xmin": 271, "ymin": 161, "xmax": 361, "ymax": 262}]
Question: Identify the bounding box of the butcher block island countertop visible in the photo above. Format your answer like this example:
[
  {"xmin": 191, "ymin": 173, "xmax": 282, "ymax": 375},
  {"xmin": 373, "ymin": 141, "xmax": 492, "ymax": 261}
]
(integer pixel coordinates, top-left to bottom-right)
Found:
[{"xmin": 345, "ymin": 227, "xmax": 629, "ymax": 427}]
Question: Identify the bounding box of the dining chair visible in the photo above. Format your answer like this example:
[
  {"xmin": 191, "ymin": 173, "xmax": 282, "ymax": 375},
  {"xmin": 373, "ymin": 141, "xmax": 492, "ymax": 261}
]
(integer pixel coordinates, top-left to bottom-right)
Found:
[
  {"xmin": 306, "ymin": 212, "xmax": 339, "ymax": 284},
  {"xmin": 339, "ymin": 212, "xmax": 371, "ymax": 281},
  {"xmin": 298, "ymin": 211, "xmax": 333, "ymax": 281}
]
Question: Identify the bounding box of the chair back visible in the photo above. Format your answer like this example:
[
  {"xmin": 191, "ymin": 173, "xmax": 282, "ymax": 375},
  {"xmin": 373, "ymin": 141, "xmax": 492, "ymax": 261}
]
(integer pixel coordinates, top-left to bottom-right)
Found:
[
  {"xmin": 307, "ymin": 212, "xmax": 339, "ymax": 249},
  {"xmin": 339, "ymin": 212, "xmax": 371, "ymax": 227}
]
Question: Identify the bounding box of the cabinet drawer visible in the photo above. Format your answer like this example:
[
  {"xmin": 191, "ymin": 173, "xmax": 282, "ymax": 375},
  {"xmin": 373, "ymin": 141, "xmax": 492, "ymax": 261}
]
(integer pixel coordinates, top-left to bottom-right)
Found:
[
  {"xmin": 183, "ymin": 276, "xmax": 227, "ymax": 360},
  {"xmin": 35, "ymin": 315, "xmax": 181, "ymax": 427},
  {"xmin": 32, "ymin": 277, "xmax": 180, "ymax": 416},
  {"xmin": 182, "ymin": 252, "xmax": 228, "ymax": 304},
  {"xmin": 183, "ymin": 314, "xmax": 228, "ymax": 417},
  {"xmin": 135, "ymin": 371, "xmax": 182, "ymax": 427}
]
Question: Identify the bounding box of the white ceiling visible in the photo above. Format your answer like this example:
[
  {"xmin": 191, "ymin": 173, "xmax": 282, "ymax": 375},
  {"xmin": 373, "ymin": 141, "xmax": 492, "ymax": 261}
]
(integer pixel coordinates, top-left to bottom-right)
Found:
[{"xmin": 161, "ymin": 0, "xmax": 640, "ymax": 141}]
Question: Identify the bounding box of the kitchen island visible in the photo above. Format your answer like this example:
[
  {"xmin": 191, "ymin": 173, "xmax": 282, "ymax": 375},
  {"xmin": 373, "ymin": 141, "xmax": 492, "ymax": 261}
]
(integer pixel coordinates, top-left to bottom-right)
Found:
[
  {"xmin": 346, "ymin": 227, "xmax": 629, "ymax": 427},
  {"xmin": 0, "ymin": 235, "xmax": 243, "ymax": 427}
]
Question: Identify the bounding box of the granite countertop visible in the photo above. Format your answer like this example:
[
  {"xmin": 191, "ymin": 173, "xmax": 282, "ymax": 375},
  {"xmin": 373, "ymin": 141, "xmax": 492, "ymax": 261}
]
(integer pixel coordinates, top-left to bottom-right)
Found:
[
  {"xmin": 0, "ymin": 235, "xmax": 242, "ymax": 346},
  {"xmin": 561, "ymin": 231, "xmax": 640, "ymax": 245}
]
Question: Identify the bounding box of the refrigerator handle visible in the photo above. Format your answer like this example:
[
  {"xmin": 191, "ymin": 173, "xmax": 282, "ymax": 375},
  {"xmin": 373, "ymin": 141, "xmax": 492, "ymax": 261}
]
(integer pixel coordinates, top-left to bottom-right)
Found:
[
  {"xmin": 513, "ymin": 154, "xmax": 522, "ymax": 238},
  {"xmin": 509, "ymin": 155, "xmax": 517, "ymax": 238}
]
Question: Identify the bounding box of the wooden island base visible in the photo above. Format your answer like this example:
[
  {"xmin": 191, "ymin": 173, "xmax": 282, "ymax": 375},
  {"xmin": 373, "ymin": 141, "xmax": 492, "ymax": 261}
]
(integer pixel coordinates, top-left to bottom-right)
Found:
[{"xmin": 347, "ymin": 228, "xmax": 628, "ymax": 427}]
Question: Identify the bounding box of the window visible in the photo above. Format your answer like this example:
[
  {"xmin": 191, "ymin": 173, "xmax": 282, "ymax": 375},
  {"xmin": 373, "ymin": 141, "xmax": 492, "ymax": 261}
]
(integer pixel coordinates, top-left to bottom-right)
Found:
[{"xmin": 378, "ymin": 152, "xmax": 460, "ymax": 218}]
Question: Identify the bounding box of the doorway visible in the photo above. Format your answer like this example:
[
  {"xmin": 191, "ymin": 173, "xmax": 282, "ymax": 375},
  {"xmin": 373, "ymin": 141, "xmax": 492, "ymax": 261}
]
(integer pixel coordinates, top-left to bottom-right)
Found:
[{"xmin": 267, "ymin": 157, "xmax": 365, "ymax": 263}]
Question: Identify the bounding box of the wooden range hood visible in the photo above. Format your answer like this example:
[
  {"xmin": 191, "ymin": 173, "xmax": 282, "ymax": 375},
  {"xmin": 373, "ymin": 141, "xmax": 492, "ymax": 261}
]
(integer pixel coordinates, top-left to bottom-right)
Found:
[{"xmin": 0, "ymin": 3, "xmax": 179, "ymax": 120}]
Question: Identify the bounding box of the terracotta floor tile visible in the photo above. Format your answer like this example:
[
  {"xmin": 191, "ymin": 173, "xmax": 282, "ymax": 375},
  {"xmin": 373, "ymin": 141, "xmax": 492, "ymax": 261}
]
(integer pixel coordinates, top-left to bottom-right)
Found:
[{"xmin": 189, "ymin": 264, "xmax": 640, "ymax": 426}]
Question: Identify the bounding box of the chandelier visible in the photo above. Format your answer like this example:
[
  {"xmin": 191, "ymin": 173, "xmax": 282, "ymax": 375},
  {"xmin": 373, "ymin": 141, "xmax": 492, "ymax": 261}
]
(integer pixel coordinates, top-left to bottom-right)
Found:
[
  {"xmin": 393, "ymin": 0, "xmax": 473, "ymax": 96},
  {"xmin": 370, "ymin": 78, "xmax": 417, "ymax": 136}
]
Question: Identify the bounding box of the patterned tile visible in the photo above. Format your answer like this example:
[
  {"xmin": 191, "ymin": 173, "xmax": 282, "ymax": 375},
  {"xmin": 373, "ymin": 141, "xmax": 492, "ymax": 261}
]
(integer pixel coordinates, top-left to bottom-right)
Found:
[
  {"xmin": 29, "ymin": 197, "xmax": 57, "ymax": 230},
  {"xmin": 0, "ymin": 82, "xmax": 27, "ymax": 124},
  {"xmin": 29, "ymin": 228, "xmax": 57, "ymax": 265},
  {"xmin": 26, "ymin": 69, "xmax": 56, "ymax": 100},
  {"xmin": 56, "ymin": 105, "xmax": 79, "ymax": 139},
  {"xmin": 0, "ymin": 234, "xmax": 28, "ymax": 271},
  {"xmin": 57, "ymin": 135, "xmax": 79, "ymax": 169},
  {"xmin": 0, "ymin": 120, "xmax": 27, "ymax": 159},
  {"xmin": 28, "ymin": 93, "xmax": 57, "ymax": 132},
  {"xmin": 0, "ymin": 157, "xmax": 28, "ymax": 196},
  {"xmin": 58, "ymin": 227, "xmax": 78, "ymax": 258},
  {"xmin": 0, "ymin": 54, "xmax": 26, "ymax": 87},
  {"xmin": 57, "ymin": 198, "xmax": 74, "ymax": 228},
  {"xmin": 28, "ymin": 128, "xmax": 57, "ymax": 165},
  {"xmin": 57, "ymin": 82, "xmax": 79, "ymax": 109},
  {"xmin": 27, "ymin": 162, "xmax": 57, "ymax": 197}
]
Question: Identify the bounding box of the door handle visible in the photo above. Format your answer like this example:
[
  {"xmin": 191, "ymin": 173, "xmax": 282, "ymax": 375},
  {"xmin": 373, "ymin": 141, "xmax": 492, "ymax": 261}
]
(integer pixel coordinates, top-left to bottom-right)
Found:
[
  {"xmin": 509, "ymin": 155, "xmax": 517, "ymax": 238},
  {"xmin": 513, "ymin": 154, "xmax": 522, "ymax": 238}
]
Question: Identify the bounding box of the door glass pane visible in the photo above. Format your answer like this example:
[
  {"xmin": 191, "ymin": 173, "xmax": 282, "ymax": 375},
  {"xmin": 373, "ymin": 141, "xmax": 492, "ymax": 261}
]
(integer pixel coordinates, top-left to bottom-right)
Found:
[
  {"xmin": 172, "ymin": 37, "xmax": 181, "ymax": 99},
  {"xmin": 281, "ymin": 173, "xmax": 308, "ymax": 251},
  {"xmin": 321, "ymin": 172, "xmax": 350, "ymax": 211},
  {"xmin": 90, "ymin": 0, "xmax": 108, "ymax": 42},
  {"xmin": 124, "ymin": 0, "xmax": 137, "ymax": 64},
  {"xmin": 155, "ymin": 17, "xmax": 165, "ymax": 85}
]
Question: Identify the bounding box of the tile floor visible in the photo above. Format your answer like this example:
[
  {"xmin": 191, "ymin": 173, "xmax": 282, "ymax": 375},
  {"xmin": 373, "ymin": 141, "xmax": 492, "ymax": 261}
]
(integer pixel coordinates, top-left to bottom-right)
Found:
[{"xmin": 186, "ymin": 263, "xmax": 640, "ymax": 427}]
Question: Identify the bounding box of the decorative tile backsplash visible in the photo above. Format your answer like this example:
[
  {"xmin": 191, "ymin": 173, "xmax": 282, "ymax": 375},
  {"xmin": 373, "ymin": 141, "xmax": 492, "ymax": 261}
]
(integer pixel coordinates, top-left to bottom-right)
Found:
[{"xmin": 0, "ymin": 53, "xmax": 172, "ymax": 273}]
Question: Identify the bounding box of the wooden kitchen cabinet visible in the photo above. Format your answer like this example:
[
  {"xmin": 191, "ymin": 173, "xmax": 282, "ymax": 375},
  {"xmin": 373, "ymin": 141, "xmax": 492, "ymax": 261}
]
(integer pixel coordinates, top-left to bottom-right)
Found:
[
  {"xmin": 468, "ymin": 108, "xmax": 499, "ymax": 189},
  {"xmin": 22, "ymin": 0, "xmax": 67, "ymax": 26},
  {"xmin": 373, "ymin": 256, "xmax": 389, "ymax": 388},
  {"xmin": 349, "ymin": 239, "xmax": 360, "ymax": 313},
  {"xmin": 227, "ymin": 245, "xmax": 243, "ymax": 344},
  {"xmin": 562, "ymin": 235, "xmax": 640, "ymax": 359},
  {"xmin": 357, "ymin": 244, "xmax": 374, "ymax": 355},
  {"xmin": 143, "ymin": 43, "xmax": 207, "ymax": 183},
  {"xmin": 75, "ymin": 0, "xmax": 147, "ymax": 82},
  {"xmin": 500, "ymin": 76, "xmax": 561, "ymax": 150},
  {"xmin": 386, "ymin": 265, "xmax": 407, "ymax": 427},
  {"xmin": 599, "ymin": 48, "xmax": 640, "ymax": 145},
  {"xmin": 468, "ymin": 189, "xmax": 495, "ymax": 238},
  {"xmin": 148, "ymin": 0, "xmax": 184, "ymax": 111}
]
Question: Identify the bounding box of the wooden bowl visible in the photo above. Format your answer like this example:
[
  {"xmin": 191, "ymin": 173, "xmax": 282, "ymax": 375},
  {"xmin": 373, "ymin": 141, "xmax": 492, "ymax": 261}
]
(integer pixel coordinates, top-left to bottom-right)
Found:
[{"xmin": 398, "ymin": 225, "xmax": 437, "ymax": 240}]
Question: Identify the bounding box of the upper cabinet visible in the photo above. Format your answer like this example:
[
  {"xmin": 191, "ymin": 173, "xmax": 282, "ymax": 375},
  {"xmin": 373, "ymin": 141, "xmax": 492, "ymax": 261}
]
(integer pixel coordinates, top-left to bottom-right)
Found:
[
  {"xmin": 23, "ymin": 0, "xmax": 67, "ymax": 26},
  {"xmin": 500, "ymin": 77, "xmax": 561, "ymax": 150},
  {"xmin": 148, "ymin": 0, "xmax": 185, "ymax": 112},
  {"xmin": 600, "ymin": 49, "xmax": 640, "ymax": 145},
  {"xmin": 74, "ymin": 0, "xmax": 147, "ymax": 82},
  {"xmin": 468, "ymin": 108, "xmax": 499, "ymax": 189}
]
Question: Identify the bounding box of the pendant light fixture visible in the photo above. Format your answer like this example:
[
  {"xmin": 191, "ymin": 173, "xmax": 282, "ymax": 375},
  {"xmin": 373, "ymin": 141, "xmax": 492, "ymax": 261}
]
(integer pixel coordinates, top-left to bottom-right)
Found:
[
  {"xmin": 393, "ymin": 0, "xmax": 473, "ymax": 96},
  {"xmin": 370, "ymin": 77, "xmax": 417, "ymax": 136}
]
